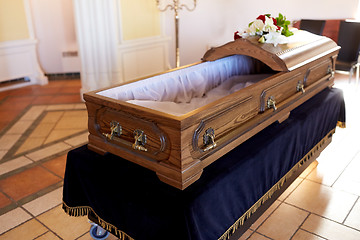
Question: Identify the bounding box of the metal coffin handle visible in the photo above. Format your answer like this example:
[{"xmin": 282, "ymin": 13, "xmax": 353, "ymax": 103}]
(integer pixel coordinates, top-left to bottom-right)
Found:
[
  {"xmin": 296, "ymin": 81, "xmax": 305, "ymax": 94},
  {"xmin": 103, "ymin": 121, "xmax": 122, "ymax": 140},
  {"xmin": 327, "ymin": 65, "xmax": 335, "ymax": 79},
  {"xmin": 267, "ymin": 96, "xmax": 277, "ymax": 111},
  {"xmin": 203, "ymin": 128, "xmax": 217, "ymax": 152},
  {"xmin": 103, "ymin": 122, "xmax": 148, "ymax": 152},
  {"xmin": 133, "ymin": 129, "xmax": 148, "ymax": 152}
]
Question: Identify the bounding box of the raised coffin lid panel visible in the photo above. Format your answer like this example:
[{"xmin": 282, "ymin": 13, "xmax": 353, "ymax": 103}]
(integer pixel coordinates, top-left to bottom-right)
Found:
[
  {"xmin": 202, "ymin": 30, "xmax": 339, "ymax": 71},
  {"xmin": 84, "ymin": 30, "xmax": 340, "ymax": 190}
]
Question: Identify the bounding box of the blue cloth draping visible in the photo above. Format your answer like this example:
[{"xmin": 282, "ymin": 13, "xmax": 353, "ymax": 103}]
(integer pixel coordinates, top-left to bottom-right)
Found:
[{"xmin": 63, "ymin": 88, "xmax": 345, "ymax": 240}]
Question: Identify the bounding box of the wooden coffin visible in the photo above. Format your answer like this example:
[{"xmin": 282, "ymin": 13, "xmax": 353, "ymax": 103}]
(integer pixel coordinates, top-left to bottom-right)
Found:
[{"xmin": 84, "ymin": 30, "xmax": 340, "ymax": 190}]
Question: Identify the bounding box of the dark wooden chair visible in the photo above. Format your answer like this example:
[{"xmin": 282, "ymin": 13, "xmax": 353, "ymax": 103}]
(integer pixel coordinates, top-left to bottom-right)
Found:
[
  {"xmin": 335, "ymin": 20, "xmax": 360, "ymax": 84},
  {"xmin": 299, "ymin": 19, "xmax": 326, "ymax": 35}
]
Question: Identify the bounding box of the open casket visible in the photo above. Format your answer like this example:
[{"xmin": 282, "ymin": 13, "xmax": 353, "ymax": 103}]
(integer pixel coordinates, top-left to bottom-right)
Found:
[{"xmin": 84, "ymin": 30, "xmax": 340, "ymax": 190}]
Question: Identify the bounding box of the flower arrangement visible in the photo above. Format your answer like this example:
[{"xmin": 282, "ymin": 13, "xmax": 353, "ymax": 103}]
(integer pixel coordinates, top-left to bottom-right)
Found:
[{"xmin": 234, "ymin": 13, "xmax": 293, "ymax": 46}]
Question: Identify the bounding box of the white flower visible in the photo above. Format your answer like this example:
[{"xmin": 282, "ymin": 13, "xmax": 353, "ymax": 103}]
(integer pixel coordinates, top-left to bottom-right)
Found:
[
  {"xmin": 240, "ymin": 14, "xmax": 294, "ymax": 46},
  {"xmin": 263, "ymin": 31, "xmax": 289, "ymax": 46},
  {"xmin": 263, "ymin": 16, "xmax": 279, "ymax": 33},
  {"xmin": 247, "ymin": 19, "xmax": 265, "ymax": 35}
]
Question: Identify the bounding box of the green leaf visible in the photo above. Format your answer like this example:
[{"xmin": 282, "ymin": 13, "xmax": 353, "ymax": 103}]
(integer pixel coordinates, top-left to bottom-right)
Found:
[{"xmin": 275, "ymin": 13, "xmax": 293, "ymax": 37}]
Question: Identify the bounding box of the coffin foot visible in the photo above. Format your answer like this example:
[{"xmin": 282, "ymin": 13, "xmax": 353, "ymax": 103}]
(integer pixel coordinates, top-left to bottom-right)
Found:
[
  {"xmin": 277, "ymin": 112, "xmax": 290, "ymax": 123},
  {"xmin": 87, "ymin": 144, "xmax": 108, "ymax": 156},
  {"xmin": 156, "ymin": 170, "xmax": 203, "ymax": 190}
]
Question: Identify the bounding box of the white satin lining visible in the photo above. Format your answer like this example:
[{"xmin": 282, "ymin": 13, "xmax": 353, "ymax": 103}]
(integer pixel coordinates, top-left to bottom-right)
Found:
[{"xmin": 97, "ymin": 55, "xmax": 273, "ymax": 116}]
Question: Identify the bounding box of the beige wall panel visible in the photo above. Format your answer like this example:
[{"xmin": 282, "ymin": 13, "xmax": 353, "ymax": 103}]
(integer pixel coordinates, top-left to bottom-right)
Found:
[
  {"xmin": 0, "ymin": 0, "xmax": 29, "ymax": 42},
  {"xmin": 120, "ymin": 0, "xmax": 161, "ymax": 40}
]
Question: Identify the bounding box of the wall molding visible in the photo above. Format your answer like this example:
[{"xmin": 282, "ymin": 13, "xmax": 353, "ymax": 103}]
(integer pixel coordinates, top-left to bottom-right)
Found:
[
  {"xmin": 118, "ymin": 36, "xmax": 171, "ymax": 81},
  {"xmin": 0, "ymin": 0, "xmax": 48, "ymax": 91},
  {"xmin": 0, "ymin": 39, "xmax": 48, "ymax": 91}
]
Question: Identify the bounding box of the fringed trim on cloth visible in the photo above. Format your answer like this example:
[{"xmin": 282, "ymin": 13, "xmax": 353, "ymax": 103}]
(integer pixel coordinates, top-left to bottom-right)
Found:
[
  {"xmin": 337, "ymin": 121, "xmax": 346, "ymax": 128},
  {"xmin": 218, "ymin": 128, "xmax": 336, "ymax": 240},
  {"xmin": 62, "ymin": 201, "xmax": 134, "ymax": 240}
]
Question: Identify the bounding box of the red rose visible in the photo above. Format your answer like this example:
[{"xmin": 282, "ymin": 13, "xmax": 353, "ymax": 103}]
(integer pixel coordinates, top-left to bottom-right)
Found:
[
  {"xmin": 257, "ymin": 15, "xmax": 281, "ymax": 31},
  {"xmin": 272, "ymin": 17, "xmax": 277, "ymax": 25},
  {"xmin": 272, "ymin": 18, "xmax": 281, "ymax": 30},
  {"xmin": 256, "ymin": 15, "xmax": 266, "ymax": 23},
  {"xmin": 234, "ymin": 31, "xmax": 241, "ymax": 40}
]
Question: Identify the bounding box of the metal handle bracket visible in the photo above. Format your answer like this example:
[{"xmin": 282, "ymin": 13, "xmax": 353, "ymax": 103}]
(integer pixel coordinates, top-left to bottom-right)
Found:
[
  {"xmin": 203, "ymin": 128, "xmax": 217, "ymax": 152},
  {"xmin": 133, "ymin": 129, "xmax": 148, "ymax": 152}
]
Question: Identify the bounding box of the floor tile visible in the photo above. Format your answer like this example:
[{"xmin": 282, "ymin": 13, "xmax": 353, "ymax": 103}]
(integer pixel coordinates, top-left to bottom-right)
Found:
[
  {"xmin": 306, "ymin": 135, "xmax": 360, "ymax": 186},
  {"xmin": 278, "ymin": 178, "xmax": 303, "ymax": 202},
  {"xmin": 42, "ymin": 155, "xmax": 67, "ymax": 177},
  {"xmin": 46, "ymin": 104, "xmax": 76, "ymax": 111},
  {"xmin": 0, "ymin": 156, "xmax": 33, "ymax": 176},
  {"xmin": 0, "ymin": 110, "xmax": 22, "ymax": 122},
  {"xmin": 250, "ymin": 200, "xmax": 281, "ymax": 230},
  {"xmin": 0, "ymin": 166, "xmax": 61, "ymax": 201},
  {"xmin": 299, "ymin": 160, "xmax": 318, "ymax": 179},
  {"xmin": 31, "ymin": 87, "xmax": 60, "ymax": 96},
  {"xmin": 0, "ymin": 122, "xmax": 10, "ymax": 133},
  {"xmin": 60, "ymin": 87, "xmax": 82, "ymax": 94},
  {"xmin": 31, "ymin": 95, "xmax": 55, "ymax": 105},
  {"xmin": 344, "ymin": 198, "xmax": 360, "ymax": 230},
  {"xmin": 248, "ymin": 232, "xmax": 272, "ymax": 240},
  {"xmin": 64, "ymin": 132, "xmax": 88, "ymax": 147},
  {"xmin": 333, "ymin": 176, "xmax": 360, "ymax": 197},
  {"xmin": 44, "ymin": 129, "xmax": 85, "ymax": 145},
  {"xmin": 3, "ymin": 96, "xmax": 34, "ymax": 103},
  {"xmin": 26, "ymin": 142, "xmax": 72, "ymax": 162},
  {"xmin": 42, "ymin": 111, "xmax": 64, "ymax": 123},
  {"xmin": 0, "ymin": 218, "xmax": 47, "ymax": 239},
  {"xmin": 256, "ymin": 203, "xmax": 308, "ymax": 240},
  {"xmin": 74, "ymin": 103, "xmax": 86, "ymax": 110},
  {"xmin": 0, "ymin": 151, "xmax": 6, "ymax": 160},
  {"xmin": 0, "ymin": 103, "xmax": 26, "ymax": 112},
  {"xmin": 0, "ymin": 134, "xmax": 22, "ymax": 151},
  {"xmin": 0, "ymin": 208, "xmax": 32, "ymax": 234},
  {"xmin": 333, "ymin": 153, "xmax": 360, "ymax": 196},
  {"xmin": 292, "ymin": 229, "xmax": 326, "ymax": 240},
  {"xmin": 302, "ymin": 214, "xmax": 360, "ymax": 240},
  {"xmin": 37, "ymin": 205, "xmax": 90, "ymax": 240},
  {"xmin": 6, "ymin": 120, "xmax": 34, "ymax": 135},
  {"xmin": 62, "ymin": 110, "xmax": 88, "ymax": 118},
  {"xmin": 54, "ymin": 114, "xmax": 87, "ymax": 130},
  {"xmin": 238, "ymin": 229, "xmax": 253, "ymax": 240},
  {"xmin": 0, "ymin": 192, "xmax": 12, "ymax": 209},
  {"xmin": 49, "ymin": 94, "xmax": 82, "ymax": 104},
  {"xmin": 23, "ymin": 188, "xmax": 63, "ymax": 216},
  {"xmin": 285, "ymin": 179, "xmax": 357, "ymax": 223},
  {"xmin": 0, "ymin": 97, "xmax": 32, "ymax": 110},
  {"xmin": 35, "ymin": 231, "xmax": 61, "ymax": 240},
  {"xmin": 30, "ymin": 122, "xmax": 56, "ymax": 138},
  {"xmin": 16, "ymin": 137, "xmax": 45, "ymax": 155},
  {"xmin": 306, "ymin": 158, "xmax": 345, "ymax": 187},
  {"xmin": 20, "ymin": 106, "xmax": 46, "ymax": 121}
]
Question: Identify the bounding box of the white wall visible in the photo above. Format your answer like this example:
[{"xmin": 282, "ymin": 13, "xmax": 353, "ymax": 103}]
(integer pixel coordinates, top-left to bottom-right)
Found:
[
  {"xmin": 29, "ymin": 0, "xmax": 80, "ymax": 73},
  {"xmin": 164, "ymin": 0, "xmax": 359, "ymax": 67}
]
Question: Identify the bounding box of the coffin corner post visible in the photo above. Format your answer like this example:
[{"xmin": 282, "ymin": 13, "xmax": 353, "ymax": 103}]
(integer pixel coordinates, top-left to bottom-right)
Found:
[
  {"xmin": 87, "ymin": 143, "xmax": 108, "ymax": 156},
  {"xmin": 156, "ymin": 168, "xmax": 203, "ymax": 190}
]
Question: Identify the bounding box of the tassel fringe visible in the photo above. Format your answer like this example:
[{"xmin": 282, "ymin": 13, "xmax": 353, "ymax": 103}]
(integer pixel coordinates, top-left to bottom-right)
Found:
[
  {"xmin": 218, "ymin": 128, "xmax": 336, "ymax": 240},
  {"xmin": 337, "ymin": 121, "xmax": 346, "ymax": 128},
  {"xmin": 62, "ymin": 202, "xmax": 134, "ymax": 240},
  {"xmin": 63, "ymin": 128, "xmax": 338, "ymax": 240}
]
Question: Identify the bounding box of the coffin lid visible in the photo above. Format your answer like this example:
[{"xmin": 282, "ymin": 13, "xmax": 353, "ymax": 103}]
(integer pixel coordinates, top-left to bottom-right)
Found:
[{"xmin": 202, "ymin": 30, "xmax": 340, "ymax": 72}]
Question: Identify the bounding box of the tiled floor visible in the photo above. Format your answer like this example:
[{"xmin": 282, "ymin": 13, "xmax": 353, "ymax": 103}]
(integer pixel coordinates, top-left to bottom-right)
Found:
[{"xmin": 0, "ymin": 74, "xmax": 359, "ymax": 240}]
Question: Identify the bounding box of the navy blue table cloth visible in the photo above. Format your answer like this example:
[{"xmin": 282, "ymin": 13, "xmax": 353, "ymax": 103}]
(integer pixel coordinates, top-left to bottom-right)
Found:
[{"xmin": 63, "ymin": 88, "xmax": 345, "ymax": 240}]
